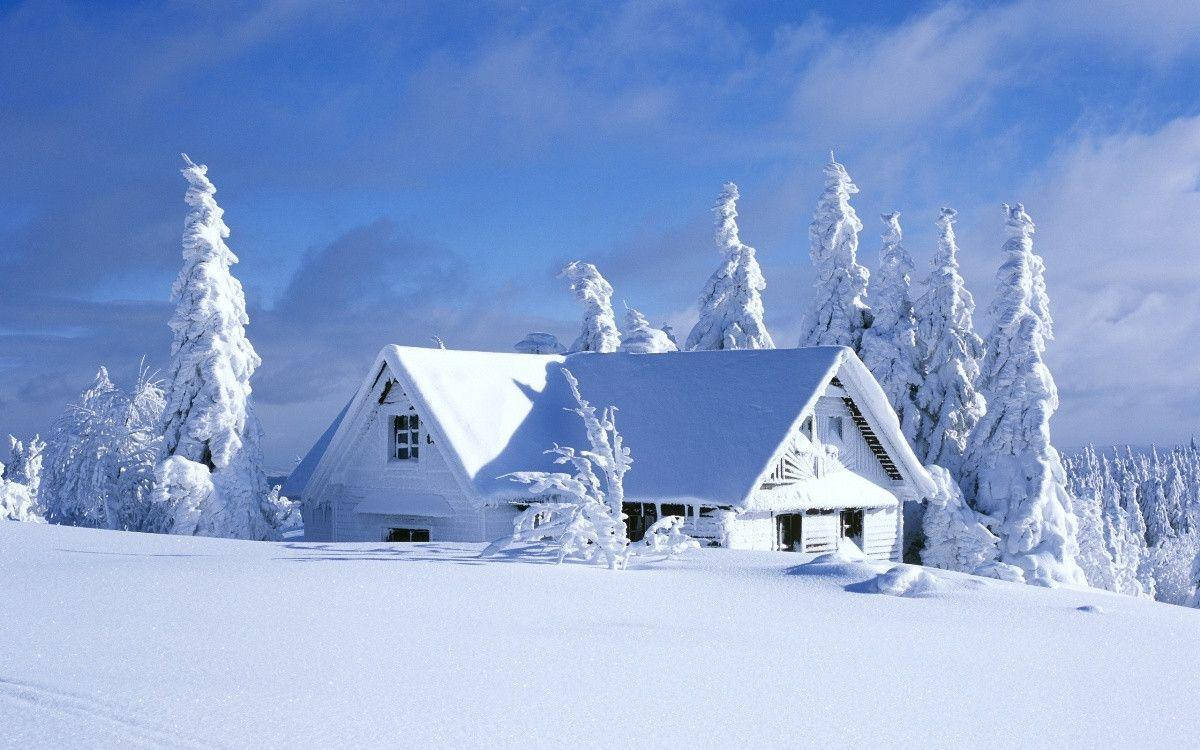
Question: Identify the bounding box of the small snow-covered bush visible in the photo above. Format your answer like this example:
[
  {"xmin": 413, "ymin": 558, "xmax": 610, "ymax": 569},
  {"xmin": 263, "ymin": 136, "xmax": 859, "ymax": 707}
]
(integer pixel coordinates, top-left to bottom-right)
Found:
[
  {"xmin": 635, "ymin": 515, "xmax": 700, "ymax": 557},
  {"xmin": 0, "ymin": 462, "xmax": 43, "ymax": 523},
  {"xmin": 495, "ymin": 368, "xmax": 631, "ymax": 569}
]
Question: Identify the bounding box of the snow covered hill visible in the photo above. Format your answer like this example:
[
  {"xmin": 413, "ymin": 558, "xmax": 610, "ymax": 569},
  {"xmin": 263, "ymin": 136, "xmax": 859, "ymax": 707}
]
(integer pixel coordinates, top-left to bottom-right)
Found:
[{"xmin": 2, "ymin": 522, "xmax": 1199, "ymax": 749}]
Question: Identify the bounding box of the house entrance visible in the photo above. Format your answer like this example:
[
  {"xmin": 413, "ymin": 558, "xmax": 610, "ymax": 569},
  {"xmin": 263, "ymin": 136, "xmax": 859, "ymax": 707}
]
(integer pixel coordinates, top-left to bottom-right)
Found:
[
  {"xmin": 777, "ymin": 513, "xmax": 803, "ymax": 551},
  {"xmin": 840, "ymin": 509, "xmax": 864, "ymax": 547},
  {"xmin": 386, "ymin": 527, "xmax": 430, "ymax": 542}
]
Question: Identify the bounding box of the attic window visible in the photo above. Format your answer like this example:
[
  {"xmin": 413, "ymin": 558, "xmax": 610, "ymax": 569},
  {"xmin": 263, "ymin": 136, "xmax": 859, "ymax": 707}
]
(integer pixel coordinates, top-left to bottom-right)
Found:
[{"xmin": 392, "ymin": 413, "xmax": 421, "ymax": 461}]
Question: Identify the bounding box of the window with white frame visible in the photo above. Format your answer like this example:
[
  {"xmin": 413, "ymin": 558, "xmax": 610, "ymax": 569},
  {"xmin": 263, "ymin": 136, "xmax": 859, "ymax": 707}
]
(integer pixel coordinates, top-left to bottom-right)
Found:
[{"xmin": 391, "ymin": 411, "xmax": 430, "ymax": 461}]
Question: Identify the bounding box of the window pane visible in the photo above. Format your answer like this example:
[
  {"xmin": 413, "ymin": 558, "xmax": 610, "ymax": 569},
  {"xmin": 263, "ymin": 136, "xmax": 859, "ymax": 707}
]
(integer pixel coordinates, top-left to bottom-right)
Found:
[
  {"xmin": 412, "ymin": 529, "xmax": 430, "ymax": 542},
  {"xmin": 397, "ymin": 448, "xmax": 409, "ymax": 460},
  {"xmin": 399, "ymin": 432, "xmax": 410, "ymax": 445},
  {"xmin": 396, "ymin": 415, "xmax": 408, "ymax": 429},
  {"xmin": 411, "ymin": 447, "xmax": 419, "ymax": 459},
  {"xmin": 411, "ymin": 415, "xmax": 419, "ymax": 429}
]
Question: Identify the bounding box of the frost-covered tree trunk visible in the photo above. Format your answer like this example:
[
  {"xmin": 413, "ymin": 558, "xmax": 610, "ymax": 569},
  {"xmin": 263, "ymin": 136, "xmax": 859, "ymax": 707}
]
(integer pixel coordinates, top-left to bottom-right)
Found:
[
  {"xmin": 620, "ymin": 307, "xmax": 677, "ymax": 353},
  {"xmin": 157, "ymin": 155, "xmax": 285, "ymax": 540},
  {"xmin": 914, "ymin": 208, "xmax": 985, "ymax": 481},
  {"xmin": 965, "ymin": 204, "xmax": 1085, "ymax": 587},
  {"xmin": 685, "ymin": 182, "xmax": 774, "ymax": 350},
  {"xmin": 561, "ymin": 261, "xmax": 621, "ymax": 353},
  {"xmin": 797, "ymin": 153, "xmax": 870, "ymax": 350},
  {"xmin": 859, "ymin": 212, "xmax": 922, "ymax": 445}
]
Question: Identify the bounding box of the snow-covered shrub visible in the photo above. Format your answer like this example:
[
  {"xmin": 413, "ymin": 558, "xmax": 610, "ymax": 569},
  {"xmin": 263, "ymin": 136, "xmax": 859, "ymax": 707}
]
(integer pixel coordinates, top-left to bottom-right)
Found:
[
  {"xmin": 4, "ymin": 434, "xmax": 45, "ymax": 501},
  {"xmin": 914, "ymin": 208, "xmax": 985, "ymax": 481},
  {"xmin": 496, "ymin": 368, "xmax": 631, "ymax": 569},
  {"xmin": 859, "ymin": 212, "xmax": 921, "ymax": 445},
  {"xmin": 560, "ymin": 261, "xmax": 621, "ymax": 353},
  {"xmin": 965, "ymin": 204, "xmax": 1085, "ymax": 588},
  {"xmin": 157, "ymin": 155, "xmax": 287, "ymax": 540},
  {"xmin": 685, "ymin": 182, "xmax": 774, "ymax": 350},
  {"xmin": 635, "ymin": 515, "xmax": 700, "ymax": 557},
  {"xmin": 0, "ymin": 462, "xmax": 43, "ymax": 522},
  {"xmin": 41, "ymin": 366, "xmax": 166, "ymax": 531},
  {"xmin": 515, "ymin": 332, "xmax": 566, "ymax": 354},
  {"xmin": 920, "ymin": 465, "xmax": 1004, "ymax": 577},
  {"xmin": 619, "ymin": 307, "xmax": 677, "ymax": 354},
  {"xmin": 797, "ymin": 153, "xmax": 870, "ymax": 351}
]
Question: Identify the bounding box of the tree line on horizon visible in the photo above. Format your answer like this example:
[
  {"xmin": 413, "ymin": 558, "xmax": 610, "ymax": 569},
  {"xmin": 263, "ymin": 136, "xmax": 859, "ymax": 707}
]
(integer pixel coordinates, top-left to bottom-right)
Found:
[{"xmin": 0, "ymin": 152, "xmax": 1197, "ymax": 607}]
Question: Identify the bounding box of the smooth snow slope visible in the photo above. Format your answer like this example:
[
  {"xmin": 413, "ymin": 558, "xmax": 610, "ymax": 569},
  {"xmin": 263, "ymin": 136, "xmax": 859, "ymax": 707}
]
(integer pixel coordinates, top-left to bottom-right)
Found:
[{"xmin": 2, "ymin": 523, "xmax": 1198, "ymax": 749}]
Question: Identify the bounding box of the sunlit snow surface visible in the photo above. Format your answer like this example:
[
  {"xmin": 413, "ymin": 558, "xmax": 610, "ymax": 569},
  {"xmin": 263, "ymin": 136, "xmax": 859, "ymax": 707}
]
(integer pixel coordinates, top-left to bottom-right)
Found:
[{"xmin": 2, "ymin": 522, "xmax": 1198, "ymax": 748}]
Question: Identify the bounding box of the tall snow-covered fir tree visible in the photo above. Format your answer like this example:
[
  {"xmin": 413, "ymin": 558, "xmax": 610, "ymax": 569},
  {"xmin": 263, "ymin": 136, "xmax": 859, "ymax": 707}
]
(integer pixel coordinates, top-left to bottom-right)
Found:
[
  {"xmin": 914, "ymin": 208, "xmax": 985, "ymax": 481},
  {"xmin": 156, "ymin": 155, "xmax": 288, "ymax": 540},
  {"xmin": 619, "ymin": 306, "xmax": 678, "ymax": 353},
  {"xmin": 859, "ymin": 212, "xmax": 921, "ymax": 444},
  {"xmin": 684, "ymin": 182, "xmax": 774, "ymax": 350},
  {"xmin": 797, "ymin": 153, "xmax": 870, "ymax": 350},
  {"xmin": 965, "ymin": 203, "xmax": 1085, "ymax": 587},
  {"xmin": 560, "ymin": 261, "xmax": 621, "ymax": 353}
]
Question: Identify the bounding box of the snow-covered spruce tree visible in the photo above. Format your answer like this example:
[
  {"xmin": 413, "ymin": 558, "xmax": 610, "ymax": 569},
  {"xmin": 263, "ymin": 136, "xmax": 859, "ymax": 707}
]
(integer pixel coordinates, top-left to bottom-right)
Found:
[
  {"xmin": 560, "ymin": 261, "xmax": 621, "ymax": 353},
  {"xmin": 619, "ymin": 306, "xmax": 678, "ymax": 354},
  {"xmin": 914, "ymin": 208, "xmax": 985, "ymax": 481},
  {"xmin": 156, "ymin": 155, "xmax": 291, "ymax": 540},
  {"xmin": 859, "ymin": 212, "xmax": 922, "ymax": 444},
  {"xmin": 1190, "ymin": 548, "xmax": 1200, "ymax": 608},
  {"xmin": 920, "ymin": 465, "xmax": 1006, "ymax": 576},
  {"xmin": 684, "ymin": 182, "xmax": 774, "ymax": 350},
  {"xmin": 496, "ymin": 368, "xmax": 632, "ymax": 569},
  {"xmin": 1067, "ymin": 446, "xmax": 1118, "ymax": 591},
  {"xmin": 514, "ymin": 332, "xmax": 565, "ymax": 355},
  {"xmin": 4, "ymin": 434, "xmax": 45, "ymax": 502},
  {"xmin": 797, "ymin": 153, "xmax": 871, "ymax": 350},
  {"xmin": 964, "ymin": 204, "xmax": 1085, "ymax": 587},
  {"xmin": 1098, "ymin": 455, "xmax": 1146, "ymax": 596}
]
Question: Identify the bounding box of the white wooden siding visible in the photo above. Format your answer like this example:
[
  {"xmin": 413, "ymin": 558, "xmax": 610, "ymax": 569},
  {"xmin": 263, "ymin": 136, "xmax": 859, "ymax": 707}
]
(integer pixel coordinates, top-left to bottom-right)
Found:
[
  {"xmin": 862, "ymin": 506, "xmax": 901, "ymax": 561},
  {"xmin": 801, "ymin": 512, "xmax": 839, "ymax": 554}
]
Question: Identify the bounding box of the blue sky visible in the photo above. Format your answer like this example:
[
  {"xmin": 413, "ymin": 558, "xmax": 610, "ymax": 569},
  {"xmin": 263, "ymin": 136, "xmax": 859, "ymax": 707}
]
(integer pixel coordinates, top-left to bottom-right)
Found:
[{"xmin": 3, "ymin": 0, "xmax": 1200, "ymax": 469}]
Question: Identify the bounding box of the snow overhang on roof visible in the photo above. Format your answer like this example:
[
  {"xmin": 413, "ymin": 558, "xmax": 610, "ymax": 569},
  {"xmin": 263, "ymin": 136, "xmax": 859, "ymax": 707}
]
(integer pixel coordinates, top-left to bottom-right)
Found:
[
  {"xmin": 289, "ymin": 345, "xmax": 934, "ymax": 508},
  {"xmin": 747, "ymin": 470, "xmax": 899, "ymax": 513}
]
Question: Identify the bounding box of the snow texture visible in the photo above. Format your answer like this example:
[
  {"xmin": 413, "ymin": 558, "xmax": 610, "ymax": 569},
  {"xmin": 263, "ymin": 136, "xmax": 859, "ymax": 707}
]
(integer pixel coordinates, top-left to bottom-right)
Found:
[
  {"xmin": 4, "ymin": 434, "xmax": 45, "ymax": 501},
  {"xmin": 966, "ymin": 204, "xmax": 1086, "ymax": 588},
  {"xmin": 858, "ymin": 212, "xmax": 922, "ymax": 445},
  {"xmin": 514, "ymin": 331, "xmax": 566, "ymax": 354},
  {"xmin": 619, "ymin": 306, "xmax": 677, "ymax": 353},
  {"xmin": 6, "ymin": 522, "xmax": 1200, "ymax": 747},
  {"xmin": 293, "ymin": 346, "xmax": 934, "ymax": 509},
  {"xmin": 157, "ymin": 155, "xmax": 286, "ymax": 540},
  {"xmin": 920, "ymin": 464, "xmax": 1005, "ymax": 577},
  {"xmin": 499, "ymin": 368, "xmax": 632, "ymax": 569},
  {"xmin": 684, "ymin": 182, "xmax": 775, "ymax": 351},
  {"xmin": 868, "ymin": 564, "xmax": 944, "ymax": 597},
  {"xmin": 914, "ymin": 208, "xmax": 985, "ymax": 481},
  {"xmin": 797, "ymin": 153, "xmax": 871, "ymax": 351},
  {"xmin": 560, "ymin": 261, "xmax": 621, "ymax": 353}
]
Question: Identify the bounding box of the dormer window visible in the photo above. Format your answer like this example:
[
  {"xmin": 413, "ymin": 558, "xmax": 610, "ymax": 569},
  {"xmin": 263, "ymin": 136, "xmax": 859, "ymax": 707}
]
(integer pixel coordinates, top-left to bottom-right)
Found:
[{"xmin": 391, "ymin": 411, "xmax": 432, "ymax": 461}]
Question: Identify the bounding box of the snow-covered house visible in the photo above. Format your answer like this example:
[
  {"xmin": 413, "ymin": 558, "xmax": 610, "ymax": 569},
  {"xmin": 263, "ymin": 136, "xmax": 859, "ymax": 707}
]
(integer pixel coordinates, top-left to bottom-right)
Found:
[{"xmin": 286, "ymin": 346, "xmax": 935, "ymax": 559}]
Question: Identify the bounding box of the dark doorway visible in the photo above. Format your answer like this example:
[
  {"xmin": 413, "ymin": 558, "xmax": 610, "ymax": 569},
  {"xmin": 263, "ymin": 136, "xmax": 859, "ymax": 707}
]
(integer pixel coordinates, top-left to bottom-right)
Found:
[
  {"xmin": 841, "ymin": 509, "xmax": 864, "ymax": 546},
  {"xmin": 777, "ymin": 513, "xmax": 803, "ymax": 551},
  {"xmin": 386, "ymin": 527, "xmax": 430, "ymax": 542},
  {"xmin": 623, "ymin": 503, "xmax": 657, "ymax": 542}
]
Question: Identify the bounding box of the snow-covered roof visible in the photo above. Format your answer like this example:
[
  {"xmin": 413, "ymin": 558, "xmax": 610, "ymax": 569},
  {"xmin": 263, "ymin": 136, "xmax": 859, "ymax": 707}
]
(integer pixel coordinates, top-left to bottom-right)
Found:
[{"xmin": 293, "ymin": 345, "xmax": 934, "ymax": 508}]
